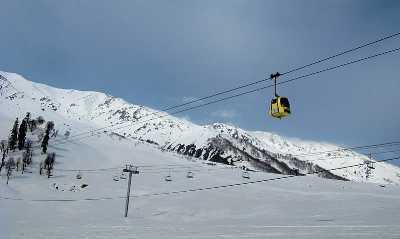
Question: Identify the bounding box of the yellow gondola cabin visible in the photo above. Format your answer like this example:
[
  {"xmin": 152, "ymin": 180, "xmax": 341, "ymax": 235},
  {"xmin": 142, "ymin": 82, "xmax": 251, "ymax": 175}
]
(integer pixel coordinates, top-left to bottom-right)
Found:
[{"xmin": 269, "ymin": 96, "xmax": 291, "ymax": 119}]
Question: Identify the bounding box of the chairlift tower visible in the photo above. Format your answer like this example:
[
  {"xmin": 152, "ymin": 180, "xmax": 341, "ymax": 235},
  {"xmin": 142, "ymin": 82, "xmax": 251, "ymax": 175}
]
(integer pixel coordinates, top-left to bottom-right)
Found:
[
  {"xmin": 123, "ymin": 165, "xmax": 139, "ymax": 217},
  {"xmin": 365, "ymin": 153, "xmax": 375, "ymax": 180}
]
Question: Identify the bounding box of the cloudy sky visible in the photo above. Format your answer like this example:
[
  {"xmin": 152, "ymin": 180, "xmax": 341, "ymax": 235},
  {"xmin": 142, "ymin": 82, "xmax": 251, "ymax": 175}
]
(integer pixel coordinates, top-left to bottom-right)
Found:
[{"xmin": 0, "ymin": 1, "xmax": 399, "ymax": 155}]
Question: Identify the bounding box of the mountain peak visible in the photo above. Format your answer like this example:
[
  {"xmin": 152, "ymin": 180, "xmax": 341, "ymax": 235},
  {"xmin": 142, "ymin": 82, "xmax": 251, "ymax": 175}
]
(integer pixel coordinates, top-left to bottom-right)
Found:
[{"xmin": 1, "ymin": 70, "xmax": 400, "ymax": 184}]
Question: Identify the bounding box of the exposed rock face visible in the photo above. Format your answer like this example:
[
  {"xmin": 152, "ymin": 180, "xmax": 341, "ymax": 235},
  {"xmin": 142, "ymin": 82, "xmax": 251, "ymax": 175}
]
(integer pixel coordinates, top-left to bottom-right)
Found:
[
  {"xmin": 1, "ymin": 70, "xmax": 399, "ymax": 184},
  {"xmin": 163, "ymin": 135, "xmax": 348, "ymax": 180}
]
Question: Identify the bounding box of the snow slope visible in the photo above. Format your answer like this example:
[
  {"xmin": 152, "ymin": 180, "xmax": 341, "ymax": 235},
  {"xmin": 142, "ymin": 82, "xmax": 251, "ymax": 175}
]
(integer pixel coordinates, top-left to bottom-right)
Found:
[
  {"xmin": 1, "ymin": 70, "xmax": 400, "ymax": 184},
  {"xmin": 1, "ymin": 127, "xmax": 400, "ymax": 239},
  {"xmin": 1, "ymin": 71, "xmax": 400, "ymax": 238}
]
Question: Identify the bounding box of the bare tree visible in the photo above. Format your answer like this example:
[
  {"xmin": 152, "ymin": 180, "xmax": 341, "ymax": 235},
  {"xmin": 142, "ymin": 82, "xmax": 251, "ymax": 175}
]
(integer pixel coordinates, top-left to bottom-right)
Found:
[
  {"xmin": 22, "ymin": 141, "xmax": 33, "ymax": 174},
  {"xmin": 44, "ymin": 153, "xmax": 56, "ymax": 178},
  {"xmin": 28, "ymin": 119, "xmax": 37, "ymax": 132},
  {"xmin": 15, "ymin": 157, "xmax": 21, "ymax": 172},
  {"xmin": 0, "ymin": 140, "xmax": 5, "ymax": 153},
  {"xmin": 36, "ymin": 116, "xmax": 45, "ymax": 125},
  {"xmin": 51, "ymin": 130, "xmax": 58, "ymax": 138},
  {"xmin": 39, "ymin": 160, "xmax": 43, "ymax": 175},
  {"xmin": 0, "ymin": 141, "xmax": 7, "ymax": 173},
  {"xmin": 6, "ymin": 157, "xmax": 15, "ymax": 184}
]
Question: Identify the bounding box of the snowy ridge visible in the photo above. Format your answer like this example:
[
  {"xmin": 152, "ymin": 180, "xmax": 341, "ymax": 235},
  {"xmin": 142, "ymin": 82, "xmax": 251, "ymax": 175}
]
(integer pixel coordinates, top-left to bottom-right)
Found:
[{"xmin": 1, "ymin": 70, "xmax": 400, "ymax": 184}]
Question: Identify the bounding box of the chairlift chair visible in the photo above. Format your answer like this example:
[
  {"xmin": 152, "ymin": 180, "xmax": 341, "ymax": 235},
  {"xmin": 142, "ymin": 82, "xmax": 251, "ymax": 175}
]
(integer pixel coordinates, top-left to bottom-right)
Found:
[
  {"xmin": 165, "ymin": 169, "xmax": 173, "ymax": 182},
  {"xmin": 165, "ymin": 175, "xmax": 172, "ymax": 182},
  {"xmin": 186, "ymin": 171, "xmax": 194, "ymax": 179},
  {"xmin": 367, "ymin": 161, "xmax": 375, "ymax": 169},
  {"xmin": 132, "ymin": 166, "xmax": 140, "ymax": 174},
  {"xmin": 242, "ymin": 171, "xmax": 250, "ymax": 179},
  {"xmin": 366, "ymin": 153, "xmax": 375, "ymax": 170}
]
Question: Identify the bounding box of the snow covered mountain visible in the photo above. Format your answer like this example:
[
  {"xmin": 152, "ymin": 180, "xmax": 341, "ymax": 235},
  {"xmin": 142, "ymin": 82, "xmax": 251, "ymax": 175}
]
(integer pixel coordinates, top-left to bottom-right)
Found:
[{"xmin": 1, "ymin": 70, "xmax": 400, "ymax": 184}]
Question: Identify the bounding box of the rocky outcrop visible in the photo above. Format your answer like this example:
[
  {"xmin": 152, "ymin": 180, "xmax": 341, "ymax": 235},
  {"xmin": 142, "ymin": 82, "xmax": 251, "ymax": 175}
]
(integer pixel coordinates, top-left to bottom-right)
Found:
[{"xmin": 163, "ymin": 135, "xmax": 347, "ymax": 180}]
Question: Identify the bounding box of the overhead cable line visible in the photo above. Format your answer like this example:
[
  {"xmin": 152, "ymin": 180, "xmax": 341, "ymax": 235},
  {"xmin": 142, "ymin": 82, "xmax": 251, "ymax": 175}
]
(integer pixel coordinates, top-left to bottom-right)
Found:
[
  {"xmin": 6, "ymin": 39, "xmax": 400, "ymax": 160},
  {"xmin": 52, "ymin": 141, "xmax": 400, "ymax": 172},
  {"xmin": 32, "ymin": 44, "xmax": 400, "ymax": 156},
  {"xmin": 135, "ymin": 156, "xmax": 400, "ymax": 198},
  {"xmin": 56, "ymin": 167, "xmax": 122, "ymax": 172},
  {"xmin": 150, "ymin": 31, "xmax": 400, "ymax": 112},
  {"xmin": 368, "ymin": 148, "xmax": 400, "ymax": 155},
  {"xmin": 292, "ymin": 141, "xmax": 400, "ymax": 158},
  {"xmin": 307, "ymin": 147, "xmax": 400, "ymax": 162},
  {"xmin": 2, "ymin": 156, "xmax": 399, "ymax": 202},
  {"xmin": 43, "ymin": 46, "xmax": 400, "ymax": 149},
  {"xmin": 32, "ymin": 32, "xmax": 400, "ymax": 144}
]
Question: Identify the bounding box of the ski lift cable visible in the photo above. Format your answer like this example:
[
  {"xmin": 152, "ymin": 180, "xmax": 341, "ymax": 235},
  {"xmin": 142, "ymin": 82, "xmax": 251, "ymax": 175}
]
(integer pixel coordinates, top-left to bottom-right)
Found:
[
  {"xmin": 366, "ymin": 148, "xmax": 400, "ymax": 156},
  {"xmin": 139, "ymin": 166, "xmax": 237, "ymax": 174},
  {"xmin": 27, "ymin": 33, "xmax": 400, "ymax": 145},
  {"xmin": 72, "ymin": 31, "xmax": 400, "ymax": 132},
  {"xmin": 50, "ymin": 141, "xmax": 400, "ymax": 172},
  {"xmin": 135, "ymin": 157, "xmax": 395, "ymax": 198},
  {"xmin": 153, "ymin": 32, "xmax": 400, "ymax": 113},
  {"xmin": 291, "ymin": 141, "xmax": 400, "ymax": 158},
  {"xmin": 1, "ymin": 155, "xmax": 399, "ymax": 202},
  {"xmin": 6, "ymin": 46, "xmax": 400, "ymax": 164},
  {"xmin": 41, "ymin": 46, "xmax": 400, "ymax": 149},
  {"xmin": 307, "ymin": 148, "xmax": 400, "ymax": 163},
  {"xmin": 56, "ymin": 167, "xmax": 122, "ymax": 172}
]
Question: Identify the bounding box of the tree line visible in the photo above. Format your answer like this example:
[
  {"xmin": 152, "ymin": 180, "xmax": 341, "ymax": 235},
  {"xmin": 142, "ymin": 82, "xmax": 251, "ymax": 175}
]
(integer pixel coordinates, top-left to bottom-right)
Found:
[{"xmin": 0, "ymin": 112, "xmax": 57, "ymax": 184}]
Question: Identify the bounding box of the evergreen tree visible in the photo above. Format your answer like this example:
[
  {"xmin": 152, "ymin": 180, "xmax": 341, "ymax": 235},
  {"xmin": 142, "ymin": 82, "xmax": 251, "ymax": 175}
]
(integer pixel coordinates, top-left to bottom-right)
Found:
[
  {"xmin": 46, "ymin": 121, "xmax": 55, "ymax": 133},
  {"xmin": 41, "ymin": 133, "xmax": 49, "ymax": 154},
  {"xmin": 41, "ymin": 121, "xmax": 55, "ymax": 154},
  {"xmin": 24, "ymin": 112, "xmax": 32, "ymax": 132},
  {"xmin": 24, "ymin": 112, "xmax": 31, "ymax": 122},
  {"xmin": 18, "ymin": 119, "xmax": 28, "ymax": 150},
  {"xmin": 8, "ymin": 118, "xmax": 19, "ymax": 151}
]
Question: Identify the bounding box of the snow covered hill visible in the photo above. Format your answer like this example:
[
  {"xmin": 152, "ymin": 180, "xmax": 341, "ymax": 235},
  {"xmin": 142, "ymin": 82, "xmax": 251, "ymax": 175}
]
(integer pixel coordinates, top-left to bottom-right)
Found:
[
  {"xmin": 2, "ymin": 70, "xmax": 400, "ymax": 239},
  {"xmin": 1, "ymin": 70, "xmax": 400, "ymax": 184},
  {"xmin": 1, "ymin": 120, "xmax": 400, "ymax": 239}
]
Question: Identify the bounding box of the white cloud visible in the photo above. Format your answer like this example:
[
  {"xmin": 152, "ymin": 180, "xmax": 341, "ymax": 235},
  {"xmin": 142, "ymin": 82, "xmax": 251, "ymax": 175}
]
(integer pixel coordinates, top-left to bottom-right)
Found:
[
  {"xmin": 179, "ymin": 115, "xmax": 192, "ymax": 122},
  {"xmin": 211, "ymin": 109, "xmax": 237, "ymax": 119}
]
